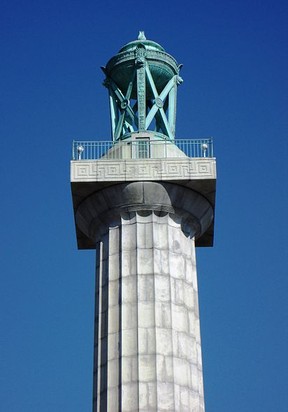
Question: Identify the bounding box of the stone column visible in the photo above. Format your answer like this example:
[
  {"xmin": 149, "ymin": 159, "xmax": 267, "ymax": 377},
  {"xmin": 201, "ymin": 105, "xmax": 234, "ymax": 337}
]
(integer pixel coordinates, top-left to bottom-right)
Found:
[{"xmin": 75, "ymin": 182, "xmax": 213, "ymax": 412}]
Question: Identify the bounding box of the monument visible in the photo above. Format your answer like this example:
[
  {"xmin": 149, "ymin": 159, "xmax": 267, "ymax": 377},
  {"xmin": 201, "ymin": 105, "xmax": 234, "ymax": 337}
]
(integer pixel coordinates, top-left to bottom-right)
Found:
[{"xmin": 71, "ymin": 32, "xmax": 216, "ymax": 411}]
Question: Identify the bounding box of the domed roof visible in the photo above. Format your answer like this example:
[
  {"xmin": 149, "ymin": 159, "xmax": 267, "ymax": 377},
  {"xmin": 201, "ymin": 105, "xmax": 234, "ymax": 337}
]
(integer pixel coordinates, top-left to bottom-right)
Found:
[
  {"xmin": 104, "ymin": 32, "xmax": 179, "ymax": 95},
  {"xmin": 119, "ymin": 31, "xmax": 165, "ymax": 53}
]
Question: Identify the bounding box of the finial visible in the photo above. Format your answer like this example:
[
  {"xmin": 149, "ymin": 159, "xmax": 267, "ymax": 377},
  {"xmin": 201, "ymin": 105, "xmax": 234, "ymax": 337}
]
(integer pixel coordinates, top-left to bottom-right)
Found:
[{"xmin": 138, "ymin": 31, "xmax": 146, "ymax": 40}]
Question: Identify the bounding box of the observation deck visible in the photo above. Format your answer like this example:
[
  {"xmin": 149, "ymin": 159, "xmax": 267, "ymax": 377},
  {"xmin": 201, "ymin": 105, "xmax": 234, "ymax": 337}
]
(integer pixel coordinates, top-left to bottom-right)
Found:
[{"xmin": 72, "ymin": 137, "xmax": 214, "ymax": 161}]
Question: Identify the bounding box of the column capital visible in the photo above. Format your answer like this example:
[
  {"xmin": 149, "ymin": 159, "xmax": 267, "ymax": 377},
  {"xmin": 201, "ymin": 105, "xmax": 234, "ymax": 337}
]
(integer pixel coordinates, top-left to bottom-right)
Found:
[{"xmin": 75, "ymin": 181, "xmax": 213, "ymax": 245}]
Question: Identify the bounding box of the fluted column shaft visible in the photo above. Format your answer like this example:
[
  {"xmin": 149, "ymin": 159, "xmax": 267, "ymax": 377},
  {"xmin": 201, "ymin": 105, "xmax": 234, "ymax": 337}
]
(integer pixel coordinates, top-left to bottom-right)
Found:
[{"xmin": 93, "ymin": 211, "xmax": 205, "ymax": 412}]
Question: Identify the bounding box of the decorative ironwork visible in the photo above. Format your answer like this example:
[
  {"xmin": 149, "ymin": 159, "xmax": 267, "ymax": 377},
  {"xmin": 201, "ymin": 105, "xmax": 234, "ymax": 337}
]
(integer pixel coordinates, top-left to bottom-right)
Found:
[
  {"xmin": 72, "ymin": 138, "xmax": 213, "ymax": 160},
  {"xmin": 102, "ymin": 32, "xmax": 182, "ymax": 142}
]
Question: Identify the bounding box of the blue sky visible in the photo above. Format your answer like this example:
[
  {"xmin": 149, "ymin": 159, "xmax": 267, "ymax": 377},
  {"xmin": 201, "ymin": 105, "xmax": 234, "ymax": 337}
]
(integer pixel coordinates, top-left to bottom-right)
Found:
[{"xmin": 1, "ymin": 0, "xmax": 287, "ymax": 411}]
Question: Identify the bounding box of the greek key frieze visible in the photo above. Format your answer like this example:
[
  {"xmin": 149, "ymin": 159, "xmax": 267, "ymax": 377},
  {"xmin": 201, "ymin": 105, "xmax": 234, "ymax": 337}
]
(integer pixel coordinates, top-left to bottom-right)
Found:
[{"xmin": 71, "ymin": 159, "xmax": 215, "ymax": 182}]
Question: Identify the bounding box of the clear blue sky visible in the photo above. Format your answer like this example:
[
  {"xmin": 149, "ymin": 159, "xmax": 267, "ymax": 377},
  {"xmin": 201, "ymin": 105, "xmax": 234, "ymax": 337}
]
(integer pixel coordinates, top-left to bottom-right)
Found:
[{"xmin": 1, "ymin": 1, "xmax": 287, "ymax": 411}]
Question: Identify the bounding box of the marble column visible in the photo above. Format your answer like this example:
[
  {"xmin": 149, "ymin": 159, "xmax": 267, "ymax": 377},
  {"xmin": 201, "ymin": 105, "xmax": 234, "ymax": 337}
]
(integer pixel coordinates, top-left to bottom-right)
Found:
[{"xmin": 75, "ymin": 182, "xmax": 213, "ymax": 412}]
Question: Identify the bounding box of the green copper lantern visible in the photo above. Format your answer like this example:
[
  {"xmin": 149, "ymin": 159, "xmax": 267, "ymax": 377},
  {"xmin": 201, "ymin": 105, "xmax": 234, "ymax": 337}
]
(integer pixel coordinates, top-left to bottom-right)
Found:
[{"xmin": 102, "ymin": 32, "xmax": 183, "ymax": 141}]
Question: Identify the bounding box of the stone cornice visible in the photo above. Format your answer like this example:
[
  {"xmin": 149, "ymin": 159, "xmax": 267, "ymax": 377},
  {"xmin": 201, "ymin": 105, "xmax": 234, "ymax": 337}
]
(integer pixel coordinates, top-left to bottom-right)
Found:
[{"xmin": 71, "ymin": 158, "xmax": 216, "ymax": 183}]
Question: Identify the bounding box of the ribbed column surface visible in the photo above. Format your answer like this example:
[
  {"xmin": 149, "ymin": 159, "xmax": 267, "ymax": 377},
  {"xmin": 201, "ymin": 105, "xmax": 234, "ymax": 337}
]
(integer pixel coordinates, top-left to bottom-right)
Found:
[{"xmin": 93, "ymin": 210, "xmax": 205, "ymax": 412}]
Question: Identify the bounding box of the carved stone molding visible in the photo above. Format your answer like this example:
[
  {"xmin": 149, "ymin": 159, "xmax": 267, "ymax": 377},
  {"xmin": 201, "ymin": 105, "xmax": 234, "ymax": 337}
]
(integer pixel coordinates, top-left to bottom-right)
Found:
[{"xmin": 71, "ymin": 158, "xmax": 216, "ymax": 182}]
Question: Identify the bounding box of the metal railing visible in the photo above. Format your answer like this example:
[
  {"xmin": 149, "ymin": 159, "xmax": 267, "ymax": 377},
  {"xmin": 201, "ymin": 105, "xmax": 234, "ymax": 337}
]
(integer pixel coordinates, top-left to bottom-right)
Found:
[{"xmin": 72, "ymin": 138, "xmax": 213, "ymax": 160}]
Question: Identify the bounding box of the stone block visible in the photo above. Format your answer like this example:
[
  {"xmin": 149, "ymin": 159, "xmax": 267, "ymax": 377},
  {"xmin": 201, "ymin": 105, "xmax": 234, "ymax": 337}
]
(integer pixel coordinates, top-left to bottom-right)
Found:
[
  {"xmin": 138, "ymin": 302, "xmax": 155, "ymax": 328},
  {"xmin": 172, "ymin": 329, "xmax": 178, "ymax": 357},
  {"xmin": 139, "ymin": 382, "xmax": 148, "ymax": 409},
  {"xmin": 137, "ymin": 249, "xmax": 153, "ymax": 275},
  {"xmin": 153, "ymin": 248, "xmax": 162, "ymax": 276},
  {"xmin": 122, "ymin": 276, "xmax": 137, "ymax": 304},
  {"xmin": 174, "ymin": 357, "xmax": 190, "ymax": 387},
  {"xmin": 147, "ymin": 328, "xmax": 156, "ymax": 354},
  {"xmin": 157, "ymin": 382, "xmax": 175, "ymax": 411},
  {"xmin": 108, "ymin": 305, "xmax": 119, "ymax": 334},
  {"xmin": 168, "ymin": 226, "xmax": 183, "ymax": 254},
  {"xmin": 169, "ymin": 253, "xmax": 185, "ymax": 279},
  {"xmin": 108, "ymin": 253, "xmax": 120, "ymax": 280},
  {"xmin": 177, "ymin": 332, "xmax": 197, "ymax": 362},
  {"xmin": 138, "ymin": 274, "xmax": 154, "ymax": 301},
  {"xmin": 122, "ymin": 356, "xmax": 138, "ymax": 384},
  {"xmin": 155, "ymin": 302, "xmax": 171, "ymax": 328},
  {"xmin": 181, "ymin": 235, "xmax": 193, "ymax": 258},
  {"xmin": 183, "ymin": 283, "xmax": 195, "ymax": 310},
  {"xmin": 122, "ymin": 329, "xmax": 137, "ymax": 357},
  {"xmin": 108, "ymin": 279, "xmax": 119, "ymax": 307},
  {"xmin": 173, "ymin": 279, "xmax": 185, "ymax": 306},
  {"xmin": 121, "ymin": 250, "xmax": 137, "ymax": 277},
  {"xmin": 156, "ymin": 354, "xmax": 174, "ymax": 382},
  {"xmin": 155, "ymin": 274, "xmax": 170, "ymax": 302},
  {"xmin": 172, "ymin": 304, "xmax": 188, "ymax": 333},
  {"xmin": 122, "ymin": 303, "xmax": 137, "ymax": 330},
  {"xmin": 190, "ymin": 395, "xmax": 205, "ymax": 412},
  {"xmin": 159, "ymin": 249, "xmax": 169, "ymax": 275},
  {"xmin": 107, "ymin": 359, "xmax": 119, "ymax": 388},
  {"xmin": 136, "ymin": 220, "xmax": 153, "ymax": 249},
  {"xmin": 138, "ymin": 328, "xmax": 148, "ymax": 354},
  {"xmin": 184, "ymin": 257, "xmax": 196, "ymax": 285},
  {"xmin": 139, "ymin": 354, "xmax": 156, "ymax": 382},
  {"xmin": 138, "ymin": 327, "xmax": 156, "ymax": 355},
  {"xmin": 174, "ymin": 384, "xmax": 181, "ymax": 411},
  {"xmin": 107, "ymin": 332, "xmax": 118, "ymax": 361},
  {"xmin": 180, "ymin": 387, "xmax": 190, "ymax": 411},
  {"xmin": 188, "ymin": 311, "xmax": 201, "ymax": 339},
  {"xmin": 156, "ymin": 328, "xmax": 173, "ymax": 356},
  {"xmin": 190, "ymin": 364, "xmax": 199, "ymax": 392},
  {"xmin": 137, "ymin": 222, "xmax": 153, "ymax": 249},
  {"xmin": 147, "ymin": 382, "xmax": 157, "ymax": 409},
  {"xmin": 107, "ymin": 386, "xmax": 119, "ymax": 411},
  {"xmin": 121, "ymin": 222, "xmax": 137, "ymax": 251},
  {"xmin": 152, "ymin": 221, "xmax": 169, "ymax": 250},
  {"xmin": 122, "ymin": 382, "xmax": 139, "ymax": 411}
]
